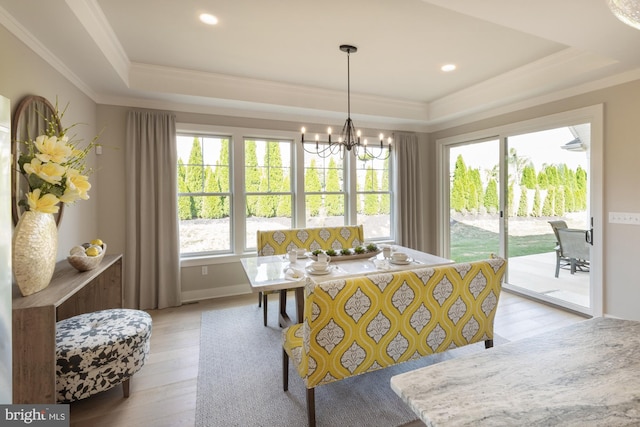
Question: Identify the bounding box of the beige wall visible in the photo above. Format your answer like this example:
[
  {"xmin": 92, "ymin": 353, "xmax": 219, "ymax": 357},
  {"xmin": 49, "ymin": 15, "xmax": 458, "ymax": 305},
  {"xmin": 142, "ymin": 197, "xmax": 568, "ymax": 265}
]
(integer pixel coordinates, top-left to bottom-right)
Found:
[
  {"xmin": 5, "ymin": 22, "xmax": 640, "ymax": 320},
  {"xmin": 0, "ymin": 25, "xmax": 99, "ymax": 261}
]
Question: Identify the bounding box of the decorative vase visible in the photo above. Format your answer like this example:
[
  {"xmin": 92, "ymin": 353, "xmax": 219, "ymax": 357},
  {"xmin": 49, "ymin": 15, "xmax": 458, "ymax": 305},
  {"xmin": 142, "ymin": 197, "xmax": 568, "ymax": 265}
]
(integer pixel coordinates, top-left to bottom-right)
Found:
[{"xmin": 12, "ymin": 211, "xmax": 58, "ymax": 296}]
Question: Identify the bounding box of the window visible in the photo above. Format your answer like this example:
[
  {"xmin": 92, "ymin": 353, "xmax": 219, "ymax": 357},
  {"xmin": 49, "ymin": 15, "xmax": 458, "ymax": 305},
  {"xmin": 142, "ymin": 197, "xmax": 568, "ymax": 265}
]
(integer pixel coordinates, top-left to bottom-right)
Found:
[
  {"xmin": 356, "ymin": 155, "xmax": 391, "ymax": 239},
  {"xmin": 177, "ymin": 134, "xmax": 231, "ymax": 254},
  {"xmin": 245, "ymin": 139, "xmax": 293, "ymax": 250},
  {"xmin": 176, "ymin": 125, "xmax": 394, "ymax": 258},
  {"xmin": 303, "ymin": 149, "xmax": 345, "ymax": 227}
]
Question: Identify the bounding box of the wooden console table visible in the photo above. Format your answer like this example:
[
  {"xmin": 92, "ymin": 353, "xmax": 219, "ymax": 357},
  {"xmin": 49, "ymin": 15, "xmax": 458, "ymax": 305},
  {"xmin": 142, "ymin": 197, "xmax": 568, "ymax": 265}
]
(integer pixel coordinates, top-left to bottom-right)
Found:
[{"xmin": 12, "ymin": 254, "xmax": 123, "ymax": 403}]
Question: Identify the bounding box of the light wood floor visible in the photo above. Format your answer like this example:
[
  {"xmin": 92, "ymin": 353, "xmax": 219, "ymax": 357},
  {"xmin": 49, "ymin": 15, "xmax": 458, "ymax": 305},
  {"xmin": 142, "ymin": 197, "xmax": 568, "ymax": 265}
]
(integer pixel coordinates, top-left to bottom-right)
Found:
[{"xmin": 68, "ymin": 291, "xmax": 588, "ymax": 427}]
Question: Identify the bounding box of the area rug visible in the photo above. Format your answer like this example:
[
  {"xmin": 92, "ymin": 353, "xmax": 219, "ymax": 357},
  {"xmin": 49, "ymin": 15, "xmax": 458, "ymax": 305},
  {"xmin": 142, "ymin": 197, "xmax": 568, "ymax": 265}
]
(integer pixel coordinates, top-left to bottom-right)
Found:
[{"xmin": 195, "ymin": 299, "xmax": 507, "ymax": 427}]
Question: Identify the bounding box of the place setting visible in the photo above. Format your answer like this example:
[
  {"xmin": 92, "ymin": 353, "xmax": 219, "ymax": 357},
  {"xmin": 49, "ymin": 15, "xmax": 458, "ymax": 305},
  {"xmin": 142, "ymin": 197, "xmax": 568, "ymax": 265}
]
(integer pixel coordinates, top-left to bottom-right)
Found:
[
  {"xmin": 282, "ymin": 249, "xmax": 337, "ymax": 279},
  {"xmin": 371, "ymin": 246, "xmax": 412, "ymax": 270},
  {"xmin": 388, "ymin": 252, "xmax": 414, "ymax": 265},
  {"xmin": 305, "ymin": 260, "xmax": 335, "ymax": 276}
]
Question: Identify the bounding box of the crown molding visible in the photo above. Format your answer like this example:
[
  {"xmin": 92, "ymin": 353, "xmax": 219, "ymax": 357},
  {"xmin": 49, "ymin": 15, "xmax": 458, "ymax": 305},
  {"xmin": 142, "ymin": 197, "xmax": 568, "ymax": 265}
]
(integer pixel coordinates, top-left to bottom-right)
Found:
[
  {"xmin": 65, "ymin": 0, "xmax": 130, "ymax": 86},
  {"xmin": 428, "ymin": 67, "xmax": 640, "ymax": 132},
  {"xmin": 128, "ymin": 62, "xmax": 430, "ymax": 123},
  {"xmin": 0, "ymin": 4, "xmax": 97, "ymax": 100},
  {"xmin": 428, "ymin": 48, "xmax": 619, "ymax": 124}
]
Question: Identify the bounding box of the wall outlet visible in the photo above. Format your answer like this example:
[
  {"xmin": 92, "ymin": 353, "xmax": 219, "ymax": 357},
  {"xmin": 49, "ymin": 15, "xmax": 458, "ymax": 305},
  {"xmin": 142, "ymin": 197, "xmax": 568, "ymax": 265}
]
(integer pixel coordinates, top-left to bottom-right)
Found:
[
  {"xmin": 201, "ymin": 266, "xmax": 208, "ymax": 275},
  {"xmin": 609, "ymin": 212, "xmax": 640, "ymax": 225}
]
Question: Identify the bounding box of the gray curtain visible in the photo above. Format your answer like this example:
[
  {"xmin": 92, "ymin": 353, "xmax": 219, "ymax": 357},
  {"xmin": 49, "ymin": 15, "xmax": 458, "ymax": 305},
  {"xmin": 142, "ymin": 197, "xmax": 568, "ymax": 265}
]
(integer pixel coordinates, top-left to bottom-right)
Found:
[
  {"xmin": 125, "ymin": 110, "xmax": 181, "ymax": 309},
  {"xmin": 395, "ymin": 132, "xmax": 423, "ymax": 250}
]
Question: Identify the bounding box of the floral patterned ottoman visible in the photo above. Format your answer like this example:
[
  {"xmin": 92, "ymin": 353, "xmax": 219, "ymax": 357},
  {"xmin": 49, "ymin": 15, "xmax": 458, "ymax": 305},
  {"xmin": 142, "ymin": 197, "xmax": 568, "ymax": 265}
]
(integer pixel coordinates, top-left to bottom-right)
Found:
[{"xmin": 55, "ymin": 308, "xmax": 152, "ymax": 403}]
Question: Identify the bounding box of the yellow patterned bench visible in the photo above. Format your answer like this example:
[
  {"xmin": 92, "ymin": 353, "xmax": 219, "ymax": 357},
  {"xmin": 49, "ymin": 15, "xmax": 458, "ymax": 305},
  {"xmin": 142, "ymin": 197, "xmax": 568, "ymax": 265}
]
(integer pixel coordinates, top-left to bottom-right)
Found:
[
  {"xmin": 282, "ymin": 257, "xmax": 507, "ymax": 426},
  {"xmin": 256, "ymin": 225, "xmax": 365, "ymax": 256},
  {"xmin": 255, "ymin": 225, "xmax": 365, "ymax": 326}
]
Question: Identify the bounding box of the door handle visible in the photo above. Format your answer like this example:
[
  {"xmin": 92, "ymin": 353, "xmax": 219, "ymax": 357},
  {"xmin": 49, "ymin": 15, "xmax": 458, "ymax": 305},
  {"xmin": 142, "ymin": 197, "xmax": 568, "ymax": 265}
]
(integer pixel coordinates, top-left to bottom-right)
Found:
[{"xmin": 585, "ymin": 216, "xmax": 594, "ymax": 246}]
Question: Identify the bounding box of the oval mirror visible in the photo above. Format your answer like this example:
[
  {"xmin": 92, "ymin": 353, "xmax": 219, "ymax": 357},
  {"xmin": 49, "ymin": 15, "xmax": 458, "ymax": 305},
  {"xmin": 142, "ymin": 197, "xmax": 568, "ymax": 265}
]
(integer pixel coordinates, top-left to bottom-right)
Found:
[{"xmin": 11, "ymin": 95, "xmax": 64, "ymax": 226}]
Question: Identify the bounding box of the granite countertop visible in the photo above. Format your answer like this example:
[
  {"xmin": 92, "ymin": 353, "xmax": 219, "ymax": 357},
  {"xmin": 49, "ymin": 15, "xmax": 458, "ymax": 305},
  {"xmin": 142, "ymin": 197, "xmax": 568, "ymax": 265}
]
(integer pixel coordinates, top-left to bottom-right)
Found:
[{"xmin": 390, "ymin": 317, "xmax": 640, "ymax": 426}]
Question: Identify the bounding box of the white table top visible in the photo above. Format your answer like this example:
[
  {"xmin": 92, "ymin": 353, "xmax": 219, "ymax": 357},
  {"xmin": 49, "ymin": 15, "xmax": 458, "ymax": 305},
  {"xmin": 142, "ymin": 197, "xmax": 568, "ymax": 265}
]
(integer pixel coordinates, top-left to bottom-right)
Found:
[
  {"xmin": 240, "ymin": 246, "xmax": 453, "ymax": 293},
  {"xmin": 390, "ymin": 317, "xmax": 640, "ymax": 426}
]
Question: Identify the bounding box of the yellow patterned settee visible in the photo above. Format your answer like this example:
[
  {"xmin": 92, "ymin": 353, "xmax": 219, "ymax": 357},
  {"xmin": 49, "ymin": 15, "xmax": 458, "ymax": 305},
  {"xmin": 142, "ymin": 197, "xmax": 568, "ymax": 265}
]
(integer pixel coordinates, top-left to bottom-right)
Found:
[
  {"xmin": 255, "ymin": 225, "xmax": 365, "ymax": 326},
  {"xmin": 256, "ymin": 225, "xmax": 365, "ymax": 256},
  {"xmin": 282, "ymin": 257, "xmax": 507, "ymax": 426}
]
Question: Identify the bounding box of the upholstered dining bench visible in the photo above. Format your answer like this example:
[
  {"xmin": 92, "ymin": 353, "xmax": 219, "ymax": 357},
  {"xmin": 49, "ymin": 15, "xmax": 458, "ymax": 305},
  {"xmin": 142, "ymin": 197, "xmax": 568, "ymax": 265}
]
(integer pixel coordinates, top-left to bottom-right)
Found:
[
  {"xmin": 282, "ymin": 257, "xmax": 507, "ymax": 427},
  {"xmin": 55, "ymin": 308, "xmax": 152, "ymax": 403},
  {"xmin": 256, "ymin": 225, "xmax": 365, "ymax": 326}
]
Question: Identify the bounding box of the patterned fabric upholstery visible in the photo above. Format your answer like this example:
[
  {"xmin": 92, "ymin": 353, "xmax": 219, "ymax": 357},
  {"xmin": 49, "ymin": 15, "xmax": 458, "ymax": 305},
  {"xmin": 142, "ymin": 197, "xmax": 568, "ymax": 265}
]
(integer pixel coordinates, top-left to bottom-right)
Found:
[
  {"xmin": 256, "ymin": 225, "xmax": 364, "ymax": 256},
  {"xmin": 55, "ymin": 309, "xmax": 152, "ymax": 403},
  {"xmin": 283, "ymin": 258, "xmax": 506, "ymax": 389}
]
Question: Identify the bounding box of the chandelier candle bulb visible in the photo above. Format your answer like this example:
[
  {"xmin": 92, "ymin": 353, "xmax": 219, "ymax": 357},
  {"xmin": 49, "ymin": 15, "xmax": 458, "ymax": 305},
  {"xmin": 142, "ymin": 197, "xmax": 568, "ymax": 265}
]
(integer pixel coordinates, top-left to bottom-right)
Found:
[{"xmin": 301, "ymin": 127, "xmax": 305, "ymax": 142}]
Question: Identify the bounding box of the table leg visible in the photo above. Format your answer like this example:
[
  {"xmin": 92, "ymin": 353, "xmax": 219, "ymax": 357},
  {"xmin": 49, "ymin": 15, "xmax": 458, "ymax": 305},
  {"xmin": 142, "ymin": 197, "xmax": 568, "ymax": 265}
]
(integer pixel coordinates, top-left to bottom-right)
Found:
[
  {"xmin": 278, "ymin": 290, "xmax": 289, "ymax": 328},
  {"xmin": 277, "ymin": 287, "xmax": 305, "ymax": 328}
]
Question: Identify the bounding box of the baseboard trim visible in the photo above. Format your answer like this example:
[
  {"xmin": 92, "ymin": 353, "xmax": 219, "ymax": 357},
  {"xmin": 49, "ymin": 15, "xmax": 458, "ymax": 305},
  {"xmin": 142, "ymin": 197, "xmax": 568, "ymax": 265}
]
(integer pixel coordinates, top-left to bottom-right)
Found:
[{"xmin": 181, "ymin": 284, "xmax": 250, "ymax": 303}]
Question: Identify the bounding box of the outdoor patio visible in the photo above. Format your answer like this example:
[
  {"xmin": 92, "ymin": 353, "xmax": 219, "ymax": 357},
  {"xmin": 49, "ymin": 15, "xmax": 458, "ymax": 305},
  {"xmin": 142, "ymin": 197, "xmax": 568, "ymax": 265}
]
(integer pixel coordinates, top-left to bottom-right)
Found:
[{"xmin": 507, "ymin": 251, "xmax": 590, "ymax": 308}]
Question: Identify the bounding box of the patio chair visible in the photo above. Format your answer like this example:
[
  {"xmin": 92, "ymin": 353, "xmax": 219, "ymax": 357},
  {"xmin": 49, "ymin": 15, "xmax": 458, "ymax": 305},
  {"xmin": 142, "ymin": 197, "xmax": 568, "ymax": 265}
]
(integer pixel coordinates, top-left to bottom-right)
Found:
[
  {"xmin": 548, "ymin": 220, "xmax": 569, "ymax": 277},
  {"xmin": 556, "ymin": 228, "xmax": 590, "ymax": 276}
]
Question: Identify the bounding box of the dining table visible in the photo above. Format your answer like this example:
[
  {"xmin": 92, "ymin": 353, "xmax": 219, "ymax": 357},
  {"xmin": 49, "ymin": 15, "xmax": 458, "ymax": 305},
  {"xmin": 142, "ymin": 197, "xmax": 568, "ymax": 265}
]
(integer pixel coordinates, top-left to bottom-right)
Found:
[{"xmin": 240, "ymin": 246, "xmax": 453, "ymax": 327}]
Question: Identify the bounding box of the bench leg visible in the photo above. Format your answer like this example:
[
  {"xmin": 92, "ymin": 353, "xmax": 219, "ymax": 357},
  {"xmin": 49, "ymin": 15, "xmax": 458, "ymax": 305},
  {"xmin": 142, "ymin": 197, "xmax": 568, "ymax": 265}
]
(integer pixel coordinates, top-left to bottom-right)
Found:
[
  {"xmin": 122, "ymin": 378, "xmax": 130, "ymax": 398},
  {"xmin": 283, "ymin": 349, "xmax": 289, "ymax": 391},
  {"xmin": 263, "ymin": 293, "xmax": 268, "ymax": 326},
  {"xmin": 485, "ymin": 339, "xmax": 493, "ymax": 349},
  {"xmin": 306, "ymin": 387, "xmax": 316, "ymax": 427},
  {"xmin": 258, "ymin": 291, "xmax": 262, "ymax": 307}
]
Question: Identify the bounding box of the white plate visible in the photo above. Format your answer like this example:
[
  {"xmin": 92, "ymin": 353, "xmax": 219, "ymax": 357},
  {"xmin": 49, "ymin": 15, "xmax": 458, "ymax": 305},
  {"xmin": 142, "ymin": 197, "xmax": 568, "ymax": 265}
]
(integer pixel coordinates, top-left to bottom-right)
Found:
[
  {"xmin": 305, "ymin": 266, "xmax": 332, "ymax": 275},
  {"xmin": 389, "ymin": 257, "xmax": 413, "ymax": 265},
  {"xmin": 297, "ymin": 254, "xmax": 308, "ymax": 259}
]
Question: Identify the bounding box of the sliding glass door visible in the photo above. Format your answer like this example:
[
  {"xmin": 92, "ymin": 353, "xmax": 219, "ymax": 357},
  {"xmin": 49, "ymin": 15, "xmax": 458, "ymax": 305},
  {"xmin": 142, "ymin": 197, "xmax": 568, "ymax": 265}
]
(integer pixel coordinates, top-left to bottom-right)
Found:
[
  {"xmin": 505, "ymin": 125, "xmax": 591, "ymax": 311},
  {"xmin": 439, "ymin": 107, "xmax": 602, "ymax": 316},
  {"xmin": 447, "ymin": 139, "xmax": 501, "ymax": 262}
]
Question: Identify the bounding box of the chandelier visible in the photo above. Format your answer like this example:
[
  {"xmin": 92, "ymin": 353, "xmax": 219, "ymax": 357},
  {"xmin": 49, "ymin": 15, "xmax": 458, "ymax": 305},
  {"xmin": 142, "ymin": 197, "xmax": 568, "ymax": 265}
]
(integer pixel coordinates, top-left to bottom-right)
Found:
[
  {"xmin": 608, "ymin": 0, "xmax": 640, "ymax": 30},
  {"xmin": 301, "ymin": 45, "xmax": 392, "ymax": 160}
]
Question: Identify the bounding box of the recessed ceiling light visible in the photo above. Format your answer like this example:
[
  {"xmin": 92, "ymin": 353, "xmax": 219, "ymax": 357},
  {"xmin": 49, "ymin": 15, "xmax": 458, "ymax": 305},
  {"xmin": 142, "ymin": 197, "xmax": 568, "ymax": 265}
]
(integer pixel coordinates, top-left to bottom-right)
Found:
[
  {"xmin": 441, "ymin": 64, "xmax": 457, "ymax": 72},
  {"xmin": 199, "ymin": 13, "xmax": 218, "ymax": 25}
]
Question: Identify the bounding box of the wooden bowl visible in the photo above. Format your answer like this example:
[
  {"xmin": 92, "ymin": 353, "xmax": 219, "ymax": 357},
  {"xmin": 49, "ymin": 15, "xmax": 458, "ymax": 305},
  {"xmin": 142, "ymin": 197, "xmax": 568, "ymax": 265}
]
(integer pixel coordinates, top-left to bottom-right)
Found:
[{"xmin": 67, "ymin": 244, "xmax": 107, "ymax": 272}]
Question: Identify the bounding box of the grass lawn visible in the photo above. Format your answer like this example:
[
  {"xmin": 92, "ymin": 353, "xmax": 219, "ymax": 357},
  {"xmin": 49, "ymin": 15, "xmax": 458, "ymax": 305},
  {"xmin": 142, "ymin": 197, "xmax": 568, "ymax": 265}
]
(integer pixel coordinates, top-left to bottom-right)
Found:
[{"xmin": 450, "ymin": 220, "xmax": 556, "ymax": 262}]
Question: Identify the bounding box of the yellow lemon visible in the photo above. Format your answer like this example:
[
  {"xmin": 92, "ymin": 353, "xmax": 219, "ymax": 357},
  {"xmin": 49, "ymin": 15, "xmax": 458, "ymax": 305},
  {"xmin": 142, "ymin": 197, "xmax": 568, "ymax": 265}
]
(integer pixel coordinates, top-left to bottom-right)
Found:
[
  {"xmin": 85, "ymin": 246, "xmax": 100, "ymax": 257},
  {"xmin": 91, "ymin": 238, "xmax": 103, "ymax": 246}
]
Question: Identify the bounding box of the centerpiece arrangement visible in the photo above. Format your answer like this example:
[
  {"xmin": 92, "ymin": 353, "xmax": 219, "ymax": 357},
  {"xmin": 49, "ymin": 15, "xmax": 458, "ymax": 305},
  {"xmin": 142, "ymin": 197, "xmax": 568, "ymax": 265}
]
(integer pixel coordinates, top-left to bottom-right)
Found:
[
  {"xmin": 12, "ymin": 99, "xmax": 100, "ymax": 296},
  {"xmin": 309, "ymin": 243, "xmax": 380, "ymax": 261}
]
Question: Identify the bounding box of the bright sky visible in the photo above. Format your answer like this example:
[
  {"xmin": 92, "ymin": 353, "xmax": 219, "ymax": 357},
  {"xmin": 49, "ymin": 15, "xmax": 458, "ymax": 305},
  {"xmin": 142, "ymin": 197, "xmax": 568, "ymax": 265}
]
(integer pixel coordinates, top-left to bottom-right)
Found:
[{"xmin": 449, "ymin": 127, "xmax": 589, "ymax": 174}]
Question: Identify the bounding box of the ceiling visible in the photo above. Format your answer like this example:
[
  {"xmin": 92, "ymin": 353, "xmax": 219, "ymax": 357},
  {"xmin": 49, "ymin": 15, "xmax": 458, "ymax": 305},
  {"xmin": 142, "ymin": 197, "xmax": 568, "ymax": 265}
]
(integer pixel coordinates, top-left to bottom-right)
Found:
[{"xmin": 2, "ymin": 0, "xmax": 640, "ymax": 131}]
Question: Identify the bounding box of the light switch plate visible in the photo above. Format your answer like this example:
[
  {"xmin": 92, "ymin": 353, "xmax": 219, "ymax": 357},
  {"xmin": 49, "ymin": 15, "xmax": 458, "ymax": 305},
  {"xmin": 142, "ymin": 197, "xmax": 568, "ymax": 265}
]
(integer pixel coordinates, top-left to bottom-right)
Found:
[{"xmin": 609, "ymin": 212, "xmax": 640, "ymax": 225}]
